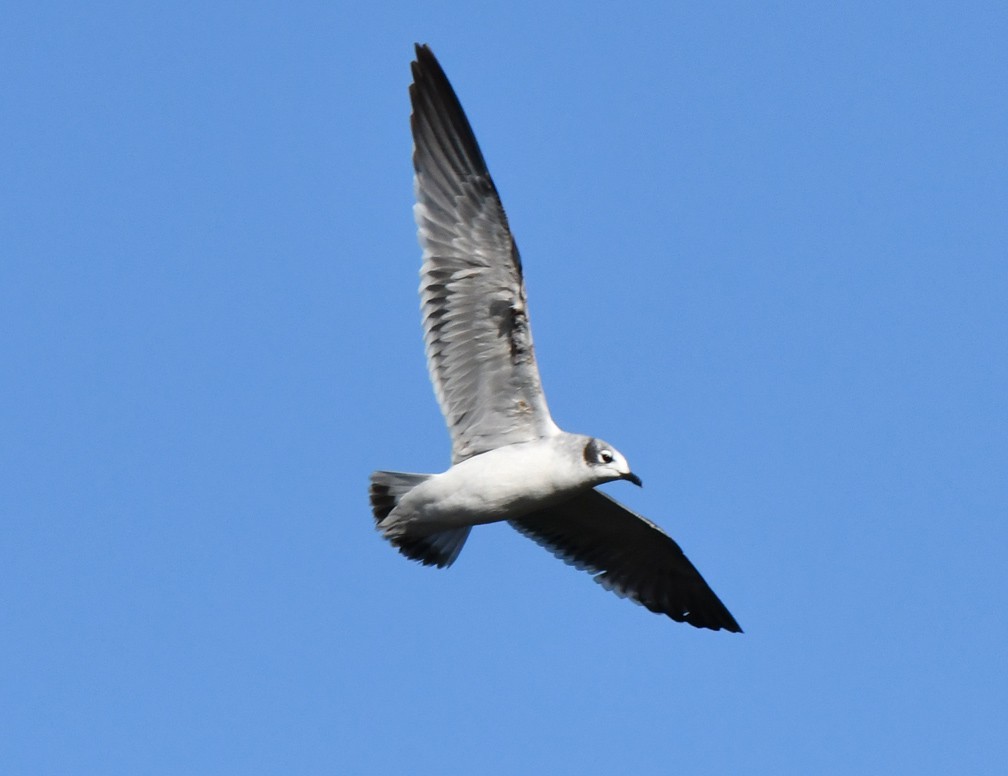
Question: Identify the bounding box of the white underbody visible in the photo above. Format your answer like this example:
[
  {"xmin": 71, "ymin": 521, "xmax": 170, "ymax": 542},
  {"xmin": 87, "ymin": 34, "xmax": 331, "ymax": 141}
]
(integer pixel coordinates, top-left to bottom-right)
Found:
[{"xmin": 383, "ymin": 434, "xmax": 599, "ymax": 537}]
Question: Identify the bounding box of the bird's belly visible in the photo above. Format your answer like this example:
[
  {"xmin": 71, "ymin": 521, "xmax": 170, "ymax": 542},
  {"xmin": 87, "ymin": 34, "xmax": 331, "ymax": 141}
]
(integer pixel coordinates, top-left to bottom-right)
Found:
[{"xmin": 401, "ymin": 447, "xmax": 580, "ymax": 530}]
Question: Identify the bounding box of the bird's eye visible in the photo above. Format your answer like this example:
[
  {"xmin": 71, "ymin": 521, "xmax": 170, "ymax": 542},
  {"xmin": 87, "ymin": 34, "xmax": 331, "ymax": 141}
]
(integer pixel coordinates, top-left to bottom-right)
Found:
[{"xmin": 600, "ymin": 450, "xmax": 614, "ymax": 464}]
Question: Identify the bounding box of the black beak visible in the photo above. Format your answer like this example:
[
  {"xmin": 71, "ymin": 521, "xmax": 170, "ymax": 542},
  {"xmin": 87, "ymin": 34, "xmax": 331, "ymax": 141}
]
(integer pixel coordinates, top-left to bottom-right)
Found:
[{"xmin": 623, "ymin": 471, "xmax": 643, "ymax": 487}]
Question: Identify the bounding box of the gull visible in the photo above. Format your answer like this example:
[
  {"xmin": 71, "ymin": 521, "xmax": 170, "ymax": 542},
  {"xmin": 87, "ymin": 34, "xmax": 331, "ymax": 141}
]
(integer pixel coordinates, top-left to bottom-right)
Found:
[{"xmin": 370, "ymin": 44, "xmax": 742, "ymax": 632}]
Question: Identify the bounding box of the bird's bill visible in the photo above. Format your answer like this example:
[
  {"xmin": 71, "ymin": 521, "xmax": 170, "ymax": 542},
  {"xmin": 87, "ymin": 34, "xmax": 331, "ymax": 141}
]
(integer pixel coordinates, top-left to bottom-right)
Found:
[{"xmin": 622, "ymin": 471, "xmax": 643, "ymax": 487}]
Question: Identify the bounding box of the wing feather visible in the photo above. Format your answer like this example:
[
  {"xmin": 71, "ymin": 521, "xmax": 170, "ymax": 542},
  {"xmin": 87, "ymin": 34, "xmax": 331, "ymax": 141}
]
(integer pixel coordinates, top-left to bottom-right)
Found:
[
  {"xmin": 511, "ymin": 490, "xmax": 742, "ymax": 632},
  {"xmin": 410, "ymin": 44, "xmax": 559, "ymax": 462}
]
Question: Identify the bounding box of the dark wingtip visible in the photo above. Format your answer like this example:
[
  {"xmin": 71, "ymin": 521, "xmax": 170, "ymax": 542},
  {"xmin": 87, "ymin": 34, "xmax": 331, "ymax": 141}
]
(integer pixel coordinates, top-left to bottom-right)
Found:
[
  {"xmin": 408, "ymin": 40, "xmax": 493, "ymax": 189},
  {"xmin": 721, "ymin": 616, "xmax": 744, "ymax": 634},
  {"xmin": 697, "ymin": 602, "xmax": 743, "ymax": 633},
  {"xmin": 679, "ymin": 589, "xmax": 742, "ymax": 633},
  {"xmin": 412, "ymin": 42, "xmax": 438, "ymax": 74}
]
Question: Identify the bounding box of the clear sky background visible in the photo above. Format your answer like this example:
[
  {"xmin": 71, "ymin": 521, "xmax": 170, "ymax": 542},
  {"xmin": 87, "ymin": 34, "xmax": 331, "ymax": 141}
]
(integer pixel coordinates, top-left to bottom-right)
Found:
[{"xmin": 3, "ymin": 3, "xmax": 1006, "ymax": 774}]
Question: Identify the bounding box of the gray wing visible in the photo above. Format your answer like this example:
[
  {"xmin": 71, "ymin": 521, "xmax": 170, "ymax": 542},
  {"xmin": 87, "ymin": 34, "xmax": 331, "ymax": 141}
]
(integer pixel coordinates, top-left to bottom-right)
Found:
[
  {"xmin": 410, "ymin": 44, "xmax": 559, "ymax": 463},
  {"xmin": 510, "ymin": 490, "xmax": 742, "ymax": 632}
]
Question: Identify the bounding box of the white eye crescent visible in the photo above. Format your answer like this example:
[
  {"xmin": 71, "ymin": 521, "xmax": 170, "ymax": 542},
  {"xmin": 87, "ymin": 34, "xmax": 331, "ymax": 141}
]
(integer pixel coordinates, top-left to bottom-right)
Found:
[{"xmin": 600, "ymin": 450, "xmax": 614, "ymax": 464}]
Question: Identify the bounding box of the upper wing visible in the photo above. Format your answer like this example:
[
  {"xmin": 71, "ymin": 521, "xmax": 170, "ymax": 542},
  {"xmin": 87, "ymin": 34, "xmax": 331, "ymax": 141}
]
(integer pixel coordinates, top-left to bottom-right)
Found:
[
  {"xmin": 410, "ymin": 44, "xmax": 559, "ymax": 463},
  {"xmin": 510, "ymin": 490, "xmax": 742, "ymax": 632}
]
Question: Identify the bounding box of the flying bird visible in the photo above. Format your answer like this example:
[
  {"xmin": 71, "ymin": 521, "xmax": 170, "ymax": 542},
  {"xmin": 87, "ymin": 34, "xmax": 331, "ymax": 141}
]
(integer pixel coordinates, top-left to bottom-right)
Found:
[{"xmin": 370, "ymin": 44, "xmax": 741, "ymax": 632}]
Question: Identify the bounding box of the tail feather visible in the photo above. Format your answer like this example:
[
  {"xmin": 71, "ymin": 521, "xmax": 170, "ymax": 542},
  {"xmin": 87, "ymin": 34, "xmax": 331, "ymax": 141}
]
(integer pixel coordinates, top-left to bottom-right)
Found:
[
  {"xmin": 369, "ymin": 471, "xmax": 429, "ymax": 523},
  {"xmin": 369, "ymin": 470, "xmax": 471, "ymax": 568}
]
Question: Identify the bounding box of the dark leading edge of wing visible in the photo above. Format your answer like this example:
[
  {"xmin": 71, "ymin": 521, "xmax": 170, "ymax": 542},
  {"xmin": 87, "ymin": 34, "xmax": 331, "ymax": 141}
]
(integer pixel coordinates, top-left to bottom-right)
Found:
[{"xmin": 511, "ymin": 490, "xmax": 742, "ymax": 632}]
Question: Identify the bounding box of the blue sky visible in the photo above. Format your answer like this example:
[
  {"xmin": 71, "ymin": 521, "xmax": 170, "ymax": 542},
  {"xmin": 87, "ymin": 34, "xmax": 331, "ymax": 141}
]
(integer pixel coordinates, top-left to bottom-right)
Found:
[{"xmin": 3, "ymin": 2, "xmax": 1006, "ymax": 774}]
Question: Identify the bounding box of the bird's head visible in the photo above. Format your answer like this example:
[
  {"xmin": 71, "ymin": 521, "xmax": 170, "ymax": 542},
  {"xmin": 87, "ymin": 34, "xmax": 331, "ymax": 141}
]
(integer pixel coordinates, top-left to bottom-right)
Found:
[{"xmin": 582, "ymin": 437, "xmax": 642, "ymax": 487}]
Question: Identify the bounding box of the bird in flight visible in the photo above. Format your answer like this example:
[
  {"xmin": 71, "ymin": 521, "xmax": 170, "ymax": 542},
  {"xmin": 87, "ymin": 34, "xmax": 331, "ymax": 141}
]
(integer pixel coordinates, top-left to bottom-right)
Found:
[{"xmin": 370, "ymin": 44, "xmax": 741, "ymax": 632}]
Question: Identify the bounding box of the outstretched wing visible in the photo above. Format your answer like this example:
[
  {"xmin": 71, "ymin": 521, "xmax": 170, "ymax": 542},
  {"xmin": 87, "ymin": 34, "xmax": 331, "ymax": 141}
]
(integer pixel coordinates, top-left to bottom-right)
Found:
[
  {"xmin": 410, "ymin": 44, "xmax": 559, "ymax": 463},
  {"xmin": 511, "ymin": 490, "xmax": 742, "ymax": 632}
]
